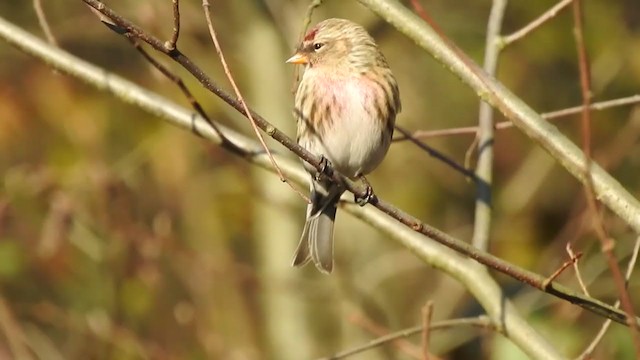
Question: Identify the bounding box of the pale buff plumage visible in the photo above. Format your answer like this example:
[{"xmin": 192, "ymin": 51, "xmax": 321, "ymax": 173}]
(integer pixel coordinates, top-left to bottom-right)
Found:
[{"xmin": 287, "ymin": 18, "xmax": 401, "ymax": 273}]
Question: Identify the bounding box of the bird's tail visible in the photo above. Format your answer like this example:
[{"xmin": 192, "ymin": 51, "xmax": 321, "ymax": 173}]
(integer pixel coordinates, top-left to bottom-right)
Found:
[{"xmin": 293, "ymin": 181, "xmax": 342, "ymax": 273}]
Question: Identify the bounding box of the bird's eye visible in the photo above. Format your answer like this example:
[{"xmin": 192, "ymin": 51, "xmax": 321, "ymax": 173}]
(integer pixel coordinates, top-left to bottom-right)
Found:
[{"xmin": 313, "ymin": 43, "xmax": 324, "ymax": 51}]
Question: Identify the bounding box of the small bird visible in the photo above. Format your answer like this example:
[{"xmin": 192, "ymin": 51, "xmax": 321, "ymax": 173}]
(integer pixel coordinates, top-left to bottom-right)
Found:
[{"xmin": 286, "ymin": 18, "xmax": 401, "ymax": 273}]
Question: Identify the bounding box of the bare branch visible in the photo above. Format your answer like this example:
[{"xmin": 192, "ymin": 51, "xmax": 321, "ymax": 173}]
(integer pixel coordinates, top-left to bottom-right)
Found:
[
  {"xmin": 394, "ymin": 126, "xmax": 477, "ymax": 180},
  {"xmin": 32, "ymin": 0, "xmax": 57, "ymax": 45},
  {"xmin": 320, "ymin": 315, "xmax": 493, "ymax": 360},
  {"xmin": 348, "ymin": 313, "xmax": 422, "ymax": 359},
  {"xmin": 542, "ymin": 250, "xmax": 582, "ymax": 288},
  {"xmin": 566, "ymin": 243, "xmax": 590, "ymax": 296},
  {"xmin": 501, "ymin": 0, "xmax": 573, "ymax": 47},
  {"xmin": 165, "ymin": 0, "xmax": 180, "ymax": 51}
]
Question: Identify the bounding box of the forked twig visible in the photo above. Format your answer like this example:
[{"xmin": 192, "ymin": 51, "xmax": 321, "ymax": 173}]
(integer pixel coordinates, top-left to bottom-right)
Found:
[
  {"xmin": 566, "ymin": 243, "xmax": 590, "ymax": 296},
  {"xmin": 165, "ymin": 0, "xmax": 180, "ymax": 51},
  {"xmin": 501, "ymin": 0, "xmax": 573, "ymax": 47},
  {"xmin": 542, "ymin": 251, "xmax": 582, "ymax": 288}
]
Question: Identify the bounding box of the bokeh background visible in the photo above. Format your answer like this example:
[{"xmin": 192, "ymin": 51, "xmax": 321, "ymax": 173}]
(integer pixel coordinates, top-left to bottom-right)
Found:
[{"xmin": 1, "ymin": 1, "xmax": 640, "ymax": 359}]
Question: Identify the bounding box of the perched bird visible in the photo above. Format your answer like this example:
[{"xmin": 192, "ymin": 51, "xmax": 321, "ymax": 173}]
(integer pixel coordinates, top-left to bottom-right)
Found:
[{"xmin": 286, "ymin": 18, "xmax": 401, "ymax": 273}]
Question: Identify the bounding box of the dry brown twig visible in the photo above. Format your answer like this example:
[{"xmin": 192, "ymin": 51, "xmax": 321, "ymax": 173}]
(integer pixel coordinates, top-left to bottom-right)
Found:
[
  {"xmin": 32, "ymin": 0, "xmax": 58, "ymax": 45},
  {"xmin": 542, "ymin": 250, "xmax": 582, "ymax": 288},
  {"xmin": 566, "ymin": 242, "xmax": 590, "ymax": 296},
  {"xmin": 166, "ymin": 0, "xmax": 179, "ymax": 51},
  {"xmin": 288, "ymin": 0, "xmax": 325, "ymax": 95},
  {"xmin": 320, "ymin": 314, "xmax": 493, "ymax": 360},
  {"xmin": 347, "ymin": 313, "xmax": 422, "ymax": 360},
  {"xmin": 421, "ymin": 301, "xmax": 434, "ymax": 360},
  {"xmin": 571, "ymin": 0, "xmax": 640, "ymax": 353},
  {"xmin": 500, "ymin": 0, "xmax": 573, "ymax": 47},
  {"xmin": 201, "ymin": 0, "xmax": 309, "ymax": 202}
]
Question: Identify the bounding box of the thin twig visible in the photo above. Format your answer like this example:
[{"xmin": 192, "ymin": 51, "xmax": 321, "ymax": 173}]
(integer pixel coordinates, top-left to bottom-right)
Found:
[
  {"xmin": 501, "ymin": 0, "xmax": 573, "ymax": 47},
  {"xmin": 290, "ymin": 0, "xmax": 325, "ymax": 94},
  {"xmin": 394, "ymin": 125, "xmax": 478, "ymax": 181},
  {"xmin": 348, "ymin": 313, "xmax": 422, "ymax": 359},
  {"xmin": 125, "ymin": 36, "xmax": 224, "ymax": 139},
  {"xmin": 542, "ymin": 251, "xmax": 582, "ymax": 288},
  {"xmin": 408, "ymin": 0, "xmax": 446, "ymax": 38},
  {"xmin": 300, "ymin": 0, "xmax": 324, "ymax": 40},
  {"xmin": 201, "ymin": 0, "xmax": 308, "ymax": 202},
  {"xmin": 566, "ymin": 243, "xmax": 590, "ymax": 296},
  {"xmin": 544, "ymin": 95, "xmax": 640, "ymax": 119},
  {"xmin": 578, "ymin": 236, "xmax": 640, "ymax": 359},
  {"xmin": 319, "ymin": 316, "xmax": 493, "ymax": 360},
  {"xmin": 572, "ymin": 0, "xmax": 640, "ymax": 354},
  {"xmin": 32, "ymin": 0, "xmax": 58, "ymax": 46},
  {"xmin": 392, "ymin": 94, "xmax": 640, "ymax": 141},
  {"xmin": 165, "ymin": 0, "xmax": 180, "ymax": 51},
  {"xmin": 421, "ymin": 302, "xmax": 434, "ymax": 360},
  {"xmin": 463, "ymin": 134, "xmax": 479, "ymax": 174}
]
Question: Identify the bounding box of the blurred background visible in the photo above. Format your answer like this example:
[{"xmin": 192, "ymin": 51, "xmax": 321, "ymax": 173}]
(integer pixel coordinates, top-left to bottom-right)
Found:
[{"xmin": 1, "ymin": 1, "xmax": 640, "ymax": 359}]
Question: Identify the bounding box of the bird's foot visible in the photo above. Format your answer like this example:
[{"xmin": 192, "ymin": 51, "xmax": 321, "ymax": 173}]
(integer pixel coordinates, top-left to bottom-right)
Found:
[
  {"xmin": 354, "ymin": 175, "xmax": 375, "ymax": 206},
  {"xmin": 315, "ymin": 155, "xmax": 333, "ymax": 181}
]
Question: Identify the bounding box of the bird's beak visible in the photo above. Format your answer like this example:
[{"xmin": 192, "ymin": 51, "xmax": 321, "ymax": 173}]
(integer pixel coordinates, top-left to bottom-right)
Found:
[{"xmin": 286, "ymin": 52, "xmax": 309, "ymax": 65}]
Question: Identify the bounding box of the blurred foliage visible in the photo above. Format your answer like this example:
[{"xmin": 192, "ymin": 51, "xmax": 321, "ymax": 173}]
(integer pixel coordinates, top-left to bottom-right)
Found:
[{"xmin": 1, "ymin": 0, "xmax": 640, "ymax": 359}]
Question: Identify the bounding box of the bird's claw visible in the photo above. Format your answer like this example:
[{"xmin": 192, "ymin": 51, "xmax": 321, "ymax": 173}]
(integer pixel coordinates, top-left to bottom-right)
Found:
[
  {"xmin": 354, "ymin": 185, "xmax": 374, "ymax": 206},
  {"xmin": 315, "ymin": 155, "xmax": 333, "ymax": 181}
]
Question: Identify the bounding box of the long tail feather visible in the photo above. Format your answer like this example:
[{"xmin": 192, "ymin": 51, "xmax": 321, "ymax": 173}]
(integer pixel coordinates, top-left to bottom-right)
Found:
[{"xmin": 292, "ymin": 180, "xmax": 342, "ymax": 273}]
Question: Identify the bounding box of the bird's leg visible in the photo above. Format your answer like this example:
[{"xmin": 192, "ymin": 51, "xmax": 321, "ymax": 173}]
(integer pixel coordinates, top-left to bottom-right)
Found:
[
  {"xmin": 354, "ymin": 175, "xmax": 374, "ymax": 206},
  {"xmin": 314, "ymin": 155, "xmax": 333, "ymax": 181}
]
